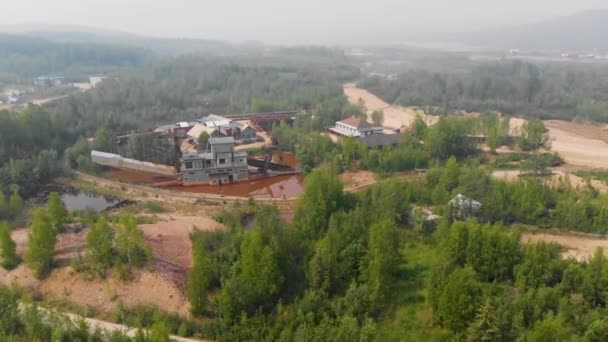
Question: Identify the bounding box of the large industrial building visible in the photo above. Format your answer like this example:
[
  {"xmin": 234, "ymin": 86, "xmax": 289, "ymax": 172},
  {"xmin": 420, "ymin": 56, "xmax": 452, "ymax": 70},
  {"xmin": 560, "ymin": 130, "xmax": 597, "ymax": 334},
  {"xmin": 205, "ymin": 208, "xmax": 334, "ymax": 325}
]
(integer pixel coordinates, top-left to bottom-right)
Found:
[{"xmin": 181, "ymin": 137, "xmax": 248, "ymax": 185}]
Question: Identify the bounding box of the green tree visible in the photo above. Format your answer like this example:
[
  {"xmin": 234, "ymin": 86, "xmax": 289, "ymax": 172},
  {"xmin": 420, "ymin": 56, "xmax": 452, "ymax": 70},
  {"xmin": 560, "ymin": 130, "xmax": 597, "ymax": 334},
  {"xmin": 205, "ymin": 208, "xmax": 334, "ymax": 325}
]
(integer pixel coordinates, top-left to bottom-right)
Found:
[
  {"xmin": 582, "ymin": 248, "xmax": 608, "ymax": 307},
  {"xmin": 519, "ymin": 119, "xmax": 548, "ymax": 151},
  {"xmin": 437, "ymin": 267, "xmax": 483, "ymax": 333},
  {"xmin": 25, "ymin": 209, "xmax": 57, "ymax": 279},
  {"xmin": 148, "ymin": 321, "xmax": 171, "ymax": 342},
  {"xmin": 116, "ymin": 216, "xmax": 151, "ymax": 267},
  {"xmin": 521, "ymin": 154, "xmax": 551, "ymax": 177},
  {"xmin": 424, "ymin": 116, "xmax": 474, "ymax": 160},
  {"xmin": 7, "ymin": 189, "xmax": 23, "ymax": 219},
  {"xmin": 47, "ymin": 192, "xmax": 68, "ymax": 233},
  {"xmin": 86, "ymin": 218, "xmax": 115, "ymax": 274},
  {"xmin": 0, "ymin": 286, "xmax": 19, "ymax": 336},
  {"xmin": 466, "ymin": 301, "xmax": 500, "ymax": 342},
  {"xmin": 585, "ymin": 318, "xmax": 608, "ymax": 342},
  {"xmin": 0, "ymin": 222, "xmax": 19, "ymax": 270},
  {"xmin": 527, "ymin": 313, "xmax": 571, "ymax": 342},
  {"xmin": 218, "ymin": 228, "xmax": 283, "ymax": 321},
  {"xmin": 92, "ymin": 127, "xmax": 112, "ymax": 153},
  {"xmin": 294, "ymin": 167, "xmax": 347, "ymax": 239},
  {"xmin": 365, "ymin": 220, "xmax": 399, "ymax": 309},
  {"xmin": 411, "ymin": 115, "xmax": 428, "ymax": 140},
  {"xmin": 371, "ymin": 110, "xmax": 384, "ymax": 127},
  {"xmin": 188, "ymin": 240, "xmax": 212, "ymax": 316},
  {"xmin": 198, "ymin": 131, "xmax": 210, "ymax": 152}
]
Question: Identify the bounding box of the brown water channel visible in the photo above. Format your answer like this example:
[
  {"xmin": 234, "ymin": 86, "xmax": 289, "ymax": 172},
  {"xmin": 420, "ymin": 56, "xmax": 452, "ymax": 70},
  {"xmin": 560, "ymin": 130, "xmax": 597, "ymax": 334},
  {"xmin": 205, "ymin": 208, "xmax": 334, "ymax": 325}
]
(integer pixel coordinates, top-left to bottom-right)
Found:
[{"xmin": 105, "ymin": 152, "xmax": 305, "ymax": 199}]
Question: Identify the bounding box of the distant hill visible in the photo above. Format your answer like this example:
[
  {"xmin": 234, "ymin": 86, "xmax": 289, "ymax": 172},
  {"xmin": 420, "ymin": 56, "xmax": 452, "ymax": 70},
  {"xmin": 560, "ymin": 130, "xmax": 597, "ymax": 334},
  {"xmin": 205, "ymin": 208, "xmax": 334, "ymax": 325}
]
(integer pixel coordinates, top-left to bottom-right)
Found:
[
  {"xmin": 460, "ymin": 10, "xmax": 608, "ymax": 50},
  {"xmin": 0, "ymin": 24, "xmax": 261, "ymax": 56}
]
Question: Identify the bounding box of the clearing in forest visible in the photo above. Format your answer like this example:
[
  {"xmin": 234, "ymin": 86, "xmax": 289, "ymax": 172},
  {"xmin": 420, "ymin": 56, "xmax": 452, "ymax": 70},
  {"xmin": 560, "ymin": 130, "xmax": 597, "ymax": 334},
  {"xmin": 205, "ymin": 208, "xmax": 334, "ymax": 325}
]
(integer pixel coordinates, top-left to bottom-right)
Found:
[
  {"xmin": 343, "ymin": 83, "xmax": 438, "ymax": 130},
  {"xmin": 522, "ymin": 232, "xmax": 608, "ymax": 261},
  {"xmin": 545, "ymin": 120, "xmax": 608, "ymax": 169}
]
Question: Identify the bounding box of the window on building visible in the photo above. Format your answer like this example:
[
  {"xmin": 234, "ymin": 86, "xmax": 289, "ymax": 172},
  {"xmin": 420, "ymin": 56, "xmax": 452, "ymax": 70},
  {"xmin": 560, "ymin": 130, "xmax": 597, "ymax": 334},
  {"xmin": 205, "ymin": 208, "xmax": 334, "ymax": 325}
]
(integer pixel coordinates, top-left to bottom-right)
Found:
[
  {"xmin": 219, "ymin": 158, "xmax": 226, "ymax": 165},
  {"xmin": 184, "ymin": 161, "xmax": 193, "ymax": 169}
]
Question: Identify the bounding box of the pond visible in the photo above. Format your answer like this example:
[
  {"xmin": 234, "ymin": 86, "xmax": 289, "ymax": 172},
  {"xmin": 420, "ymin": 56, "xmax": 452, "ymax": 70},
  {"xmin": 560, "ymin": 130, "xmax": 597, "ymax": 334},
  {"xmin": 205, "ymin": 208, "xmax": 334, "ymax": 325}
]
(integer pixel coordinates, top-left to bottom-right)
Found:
[
  {"xmin": 60, "ymin": 191, "xmax": 122, "ymax": 212},
  {"xmin": 39, "ymin": 185, "xmax": 124, "ymax": 212}
]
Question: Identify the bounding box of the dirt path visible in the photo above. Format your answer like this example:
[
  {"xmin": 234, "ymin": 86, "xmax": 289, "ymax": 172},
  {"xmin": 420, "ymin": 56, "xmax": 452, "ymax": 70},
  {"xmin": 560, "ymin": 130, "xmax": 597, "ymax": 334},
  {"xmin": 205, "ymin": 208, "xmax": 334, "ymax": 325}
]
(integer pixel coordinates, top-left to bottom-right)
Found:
[
  {"xmin": 522, "ymin": 232, "xmax": 608, "ymax": 261},
  {"xmin": 545, "ymin": 120, "xmax": 608, "ymax": 169},
  {"xmin": 32, "ymin": 305, "xmax": 208, "ymax": 341},
  {"xmin": 343, "ymin": 83, "xmax": 438, "ymax": 130},
  {"xmin": 491, "ymin": 169, "xmax": 608, "ymax": 193},
  {"xmin": 74, "ymin": 314, "xmax": 207, "ymax": 341}
]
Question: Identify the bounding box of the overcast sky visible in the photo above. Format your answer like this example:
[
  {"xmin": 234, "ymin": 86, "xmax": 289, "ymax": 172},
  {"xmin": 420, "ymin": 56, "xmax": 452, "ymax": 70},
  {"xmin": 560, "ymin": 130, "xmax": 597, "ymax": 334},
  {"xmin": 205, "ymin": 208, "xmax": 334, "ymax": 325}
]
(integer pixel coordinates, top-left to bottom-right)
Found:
[{"xmin": 2, "ymin": 0, "xmax": 607, "ymax": 43}]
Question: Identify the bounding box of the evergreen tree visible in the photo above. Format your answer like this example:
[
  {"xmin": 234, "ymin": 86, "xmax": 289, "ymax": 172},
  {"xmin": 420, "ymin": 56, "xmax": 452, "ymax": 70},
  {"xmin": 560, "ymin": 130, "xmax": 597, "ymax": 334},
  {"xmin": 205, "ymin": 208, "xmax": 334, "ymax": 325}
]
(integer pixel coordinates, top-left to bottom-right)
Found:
[
  {"xmin": 47, "ymin": 192, "xmax": 68, "ymax": 233},
  {"xmin": 0, "ymin": 222, "xmax": 19, "ymax": 270},
  {"xmin": 188, "ymin": 240, "xmax": 211, "ymax": 316},
  {"xmin": 25, "ymin": 209, "xmax": 57, "ymax": 279},
  {"xmin": 582, "ymin": 248, "xmax": 608, "ymax": 307},
  {"xmin": 437, "ymin": 267, "xmax": 483, "ymax": 333},
  {"xmin": 466, "ymin": 301, "xmax": 500, "ymax": 342},
  {"xmin": 116, "ymin": 216, "xmax": 151, "ymax": 267},
  {"xmin": 365, "ymin": 220, "xmax": 399, "ymax": 310},
  {"xmin": 7, "ymin": 189, "xmax": 23, "ymax": 219},
  {"xmin": 86, "ymin": 217, "xmax": 115, "ymax": 274}
]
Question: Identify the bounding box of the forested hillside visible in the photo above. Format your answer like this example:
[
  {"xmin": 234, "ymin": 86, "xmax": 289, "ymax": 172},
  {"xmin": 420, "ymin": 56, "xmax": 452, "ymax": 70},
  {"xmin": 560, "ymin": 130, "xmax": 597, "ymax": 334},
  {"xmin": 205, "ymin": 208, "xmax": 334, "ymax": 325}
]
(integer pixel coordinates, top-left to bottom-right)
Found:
[
  {"xmin": 0, "ymin": 34, "xmax": 151, "ymax": 82},
  {"xmin": 360, "ymin": 60, "xmax": 608, "ymax": 122},
  {"xmin": 46, "ymin": 55, "xmax": 359, "ymax": 135},
  {"xmin": 184, "ymin": 161, "xmax": 608, "ymax": 341}
]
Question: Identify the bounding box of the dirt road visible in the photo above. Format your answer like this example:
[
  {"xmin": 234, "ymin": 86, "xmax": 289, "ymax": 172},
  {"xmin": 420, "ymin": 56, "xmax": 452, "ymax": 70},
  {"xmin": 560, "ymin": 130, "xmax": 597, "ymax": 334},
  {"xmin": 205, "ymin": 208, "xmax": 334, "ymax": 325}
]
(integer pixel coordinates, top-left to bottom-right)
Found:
[
  {"xmin": 523, "ymin": 232, "xmax": 608, "ymax": 261},
  {"xmin": 343, "ymin": 83, "xmax": 438, "ymax": 130},
  {"xmin": 34, "ymin": 305, "xmax": 208, "ymax": 341},
  {"xmin": 491, "ymin": 169, "xmax": 608, "ymax": 193},
  {"xmin": 545, "ymin": 120, "xmax": 608, "ymax": 169}
]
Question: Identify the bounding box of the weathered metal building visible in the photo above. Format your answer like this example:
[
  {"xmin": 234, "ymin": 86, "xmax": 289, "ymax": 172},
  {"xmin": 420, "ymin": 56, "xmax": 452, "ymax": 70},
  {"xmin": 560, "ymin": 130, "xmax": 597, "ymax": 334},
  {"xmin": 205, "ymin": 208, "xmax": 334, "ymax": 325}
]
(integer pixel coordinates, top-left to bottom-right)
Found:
[{"xmin": 181, "ymin": 137, "xmax": 248, "ymax": 185}]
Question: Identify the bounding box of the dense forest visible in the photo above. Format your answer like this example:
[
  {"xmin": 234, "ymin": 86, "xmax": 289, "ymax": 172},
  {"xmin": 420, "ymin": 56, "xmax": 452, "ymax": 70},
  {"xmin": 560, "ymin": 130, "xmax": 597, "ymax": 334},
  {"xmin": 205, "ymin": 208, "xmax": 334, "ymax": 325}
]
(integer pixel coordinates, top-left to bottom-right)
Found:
[
  {"xmin": 181, "ymin": 163, "xmax": 608, "ymax": 341},
  {"xmin": 359, "ymin": 60, "xmax": 608, "ymax": 122},
  {"xmin": 45, "ymin": 54, "xmax": 358, "ymax": 135}
]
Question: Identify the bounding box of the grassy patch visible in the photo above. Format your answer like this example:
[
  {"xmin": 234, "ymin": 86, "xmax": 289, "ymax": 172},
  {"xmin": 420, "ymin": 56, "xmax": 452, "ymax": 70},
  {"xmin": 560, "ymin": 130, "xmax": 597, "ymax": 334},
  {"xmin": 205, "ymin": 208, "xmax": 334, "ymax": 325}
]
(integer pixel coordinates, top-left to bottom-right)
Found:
[
  {"xmin": 575, "ymin": 169, "xmax": 608, "ymax": 182},
  {"xmin": 143, "ymin": 201, "xmax": 168, "ymax": 213},
  {"xmin": 376, "ymin": 231, "xmax": 451, "ymax": 341}
]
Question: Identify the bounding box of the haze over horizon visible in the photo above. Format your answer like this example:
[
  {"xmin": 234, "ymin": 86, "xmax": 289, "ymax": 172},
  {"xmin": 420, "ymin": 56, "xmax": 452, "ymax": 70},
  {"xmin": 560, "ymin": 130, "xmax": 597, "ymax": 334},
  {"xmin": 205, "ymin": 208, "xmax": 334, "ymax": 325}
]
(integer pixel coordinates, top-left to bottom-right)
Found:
[{"xmin": 2, "ymin": 0, "xmax": 608, "ymax": 44}]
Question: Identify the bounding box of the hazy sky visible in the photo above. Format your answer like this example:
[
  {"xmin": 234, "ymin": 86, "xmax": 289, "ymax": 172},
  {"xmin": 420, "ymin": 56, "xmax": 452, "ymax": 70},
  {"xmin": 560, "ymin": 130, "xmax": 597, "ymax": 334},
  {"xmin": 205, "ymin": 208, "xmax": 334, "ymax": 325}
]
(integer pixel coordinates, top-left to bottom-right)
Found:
[{"xmin": 2, "ymin": 0, "xmax": 607, "ymax": 43}]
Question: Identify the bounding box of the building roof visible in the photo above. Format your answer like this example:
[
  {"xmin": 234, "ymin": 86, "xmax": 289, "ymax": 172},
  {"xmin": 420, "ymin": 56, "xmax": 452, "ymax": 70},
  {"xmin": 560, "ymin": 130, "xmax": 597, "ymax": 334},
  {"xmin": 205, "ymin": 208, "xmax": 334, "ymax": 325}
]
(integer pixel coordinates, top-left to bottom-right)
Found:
[
  {"xmin": 210, "ymin": 136, "xmax": 236, "ymax": 145},
  {"xmin": 176, "ymin": 121, "xmax": 192, "ymax": 128},
  {"xmin": 206, "ymin": 120, "xmax": 231, "ymax": 128},
  {"xmin": 187, "ymin": 123, "xmax": 218, "ymax": 139},
  {"xmin": 338, "ymin": 117, "xmax": 374, "ymax": 130},
  {"xmin": 357, "ymin": 133, "xmax": 401, "ymax": 147}
]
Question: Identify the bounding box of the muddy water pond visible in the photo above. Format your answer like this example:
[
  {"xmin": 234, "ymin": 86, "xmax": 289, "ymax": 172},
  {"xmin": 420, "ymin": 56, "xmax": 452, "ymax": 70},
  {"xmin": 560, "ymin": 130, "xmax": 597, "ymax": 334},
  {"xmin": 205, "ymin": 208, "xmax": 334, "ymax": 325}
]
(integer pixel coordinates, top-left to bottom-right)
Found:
[
  {"xmin": 106, "ymin": 168, "xmax": 304, "ymax": 199},
  {"xmin": 105, "ymin": 152, "xmax": 305, "ymax": 199},
  {"xmin": 39, "ymin": 185, "xmax": 123, "ymax": 212}
]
